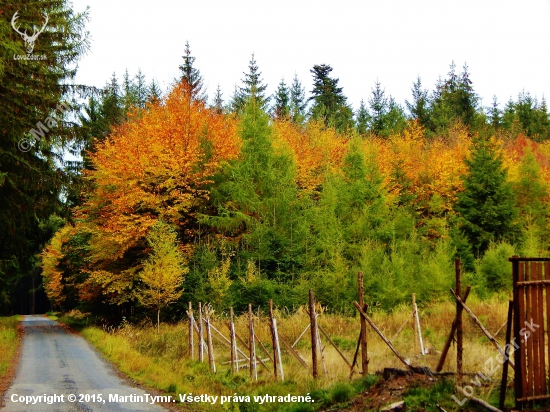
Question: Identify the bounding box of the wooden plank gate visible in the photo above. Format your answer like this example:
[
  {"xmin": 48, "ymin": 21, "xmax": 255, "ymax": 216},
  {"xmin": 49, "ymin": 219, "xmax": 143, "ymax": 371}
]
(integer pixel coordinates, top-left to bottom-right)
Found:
[{"xmin": 510, "ymin": 257, "xmax": 550, "ymax": 410}]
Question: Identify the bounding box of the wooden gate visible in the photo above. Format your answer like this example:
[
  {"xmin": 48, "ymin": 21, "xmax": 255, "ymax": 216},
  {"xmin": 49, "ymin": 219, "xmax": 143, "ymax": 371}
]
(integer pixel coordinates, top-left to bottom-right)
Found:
[{"xmin": 510, "ymin": 257, "xmax": 550, "ymax": 409}]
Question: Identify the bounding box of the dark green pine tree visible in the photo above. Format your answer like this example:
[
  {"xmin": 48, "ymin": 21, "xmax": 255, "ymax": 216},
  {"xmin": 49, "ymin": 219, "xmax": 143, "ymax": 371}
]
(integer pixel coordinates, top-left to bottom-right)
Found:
[
  {"xmin": 368, "ymin": 80, "xmax": 388, "ymax": 136},
  {"xmin": 289, "ymin": 73, "xmax": 307, "ymax": 124},
  {"xmin": 147, "ymin": 79, "xmax": 162, "ymax": 104},
  {"xmin": 455, "ymin": 137, "xmax": 521, "ymax": 256},
  {"xmin": 272, "ymin": 78, "xmax": 290, "ymax": 120},
  {"xmin": 488, "ymin": 95, "xmax": 502, "ymax": 130},
  {"xmin": 405, "ymin": 75, "xmax": 431, "ymax": 128},
  {"xmin": 355, "ymin": 99, "xmax": 370, "ymax": 135},
  {"xmin": 232, "ymin": 53, "xmax": 269, "ymax": 113},
  {"xmin": 212, "ymin": 84, "xmax": 224, "ymax": 114},
  {"xmin": 430, "ymin": 62, "xmax": 479, "ymax": 132},
  {"xmin": 177, "ymin": 40, "xmax": 205, "ymax": 100},
  {"xmin": 309, "ymin": 64, "xmax": 353, "ymax": 132},
  {"xmin": 0, "ymin": 1, "xmax": 91, "ymax": 313},
  {"xmin": 134, "ymin": 68, "xmax": 148, "ymax": 109},
  {"xmin": 101, "ymin": 73, "xmax": 124, "ymax": 129},
  {"xmin": 122, "ymin": 69, "xmax": 137, "ymax": 114}
]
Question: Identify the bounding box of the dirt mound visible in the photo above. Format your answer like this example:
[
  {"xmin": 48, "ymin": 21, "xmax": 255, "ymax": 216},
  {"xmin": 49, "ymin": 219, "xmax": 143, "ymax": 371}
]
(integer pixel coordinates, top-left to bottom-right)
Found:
[{"xmin": 340, "ymin": 369, "xmax": 441, "ymax": 411}]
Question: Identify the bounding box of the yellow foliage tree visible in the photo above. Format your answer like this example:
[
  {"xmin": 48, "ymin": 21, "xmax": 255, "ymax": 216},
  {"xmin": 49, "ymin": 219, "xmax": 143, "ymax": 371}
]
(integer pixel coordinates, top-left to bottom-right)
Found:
[
  {"xmin": 137, "ymin": 221, "xmax": 188, "ymax": 332},
  {"xmin": 41, "ymin": 225, "xmax": 72, "ymax": 308}
]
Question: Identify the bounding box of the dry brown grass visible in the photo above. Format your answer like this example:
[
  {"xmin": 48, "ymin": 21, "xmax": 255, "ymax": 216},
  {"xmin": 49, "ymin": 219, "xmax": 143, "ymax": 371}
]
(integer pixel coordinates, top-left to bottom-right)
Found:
[{"xmin": 78, "ymin": 295, "xmax": 512, "ymax": 410}]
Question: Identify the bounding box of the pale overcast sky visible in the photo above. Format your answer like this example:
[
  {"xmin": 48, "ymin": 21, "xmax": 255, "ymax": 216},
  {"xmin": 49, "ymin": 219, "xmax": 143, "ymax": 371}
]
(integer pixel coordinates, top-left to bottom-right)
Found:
[{"xmin": 70, "ymin": 0, "xmax": 550, "ymax": 112}]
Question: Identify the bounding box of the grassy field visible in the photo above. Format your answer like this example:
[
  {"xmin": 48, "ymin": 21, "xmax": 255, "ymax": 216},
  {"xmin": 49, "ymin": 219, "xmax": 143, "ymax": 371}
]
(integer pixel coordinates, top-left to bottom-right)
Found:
[{"xmin": 63, "ymin": 294, "xmax": 514, "ymax": 411}]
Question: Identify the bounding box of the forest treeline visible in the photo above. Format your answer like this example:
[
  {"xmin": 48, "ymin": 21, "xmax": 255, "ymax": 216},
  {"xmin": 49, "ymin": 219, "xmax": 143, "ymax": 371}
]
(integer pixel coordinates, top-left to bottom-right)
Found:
[{"xmin": 2, "ymin": 0, "xmax": 550, "ymax": 318}]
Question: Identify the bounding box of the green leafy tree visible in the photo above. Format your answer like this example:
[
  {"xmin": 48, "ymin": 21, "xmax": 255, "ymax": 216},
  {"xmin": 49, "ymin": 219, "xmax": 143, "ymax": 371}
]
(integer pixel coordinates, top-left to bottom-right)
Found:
[
  {"xmin": 137, "ymin": 222, "xmax": 187, "ymax": 332},
  {"xmin": 455, "ymin": 137, "xmax": 521, "ymax": 255},
  {"xmin": 514, "ymin": 149, "xmax": 549, "ymax": 237},
  {"xmin": 309, "ymin": 64, "xmax": 353, "ymax": 132}
]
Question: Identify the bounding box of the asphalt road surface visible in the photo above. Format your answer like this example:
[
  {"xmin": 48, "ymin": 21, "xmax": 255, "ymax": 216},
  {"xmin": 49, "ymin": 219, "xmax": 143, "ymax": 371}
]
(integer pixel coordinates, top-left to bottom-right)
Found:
[{"xmin": 2, "ymin": 315, "xmax": 168, "ymax": 411}]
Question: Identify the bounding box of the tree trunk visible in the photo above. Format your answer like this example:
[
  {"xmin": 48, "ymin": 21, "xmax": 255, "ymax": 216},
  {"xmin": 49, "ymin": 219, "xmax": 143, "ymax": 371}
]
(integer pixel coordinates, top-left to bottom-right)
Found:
[{"xmin": 157, "ymin": 309, "xmax": 160, "ymax": 334}]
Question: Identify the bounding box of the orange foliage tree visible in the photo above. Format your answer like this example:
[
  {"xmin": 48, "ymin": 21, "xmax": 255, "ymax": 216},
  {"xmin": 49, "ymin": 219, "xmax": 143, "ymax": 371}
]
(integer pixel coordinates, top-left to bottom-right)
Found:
[{"xmin": 74, "ymin": 82, "xmax": 240, "ymax": 304}]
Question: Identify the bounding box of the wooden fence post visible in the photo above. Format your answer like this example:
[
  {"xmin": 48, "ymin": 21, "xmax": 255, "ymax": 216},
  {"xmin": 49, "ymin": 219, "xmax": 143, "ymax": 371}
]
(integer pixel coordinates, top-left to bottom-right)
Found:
[
  {"xmin": 269, "ymin": 299, "xmax": 284, "ymax": 380},
  {"xmin": 188, "ymin": 302, "xmax": 194, "ymax": 360},
  {"xmin": 358, "ymin": 272, "xmax": 368, "ymax": 375},
  {"xmin": 436, "ymin": 286, "xmax": 471, "ymax": 372},
  {"xmin": 229, "ymin": 307, "xmax": 237, "ymax": 373},
  {"xmin": 412, "ymin": 293, "xmax": 418, "ymax": 353},
  {"xmin": 309, "ymin": 289, "xmax": 318, "ymax": 378},
  {"xmin": 413, "ymin": 294, "xmax": 425, "ymax": 355},
  {"xmin": 249, "ymin": 303, "xmax": 257, "ymax": 381},
  {"xmin": 269, "ymin": 299, "xmax": 278, "ymax": 380},
  {"xmin": 316, "ymin": 315, "xmax": 328, "ymax": 377},
  {"xmin": 204, "ymin": 308, "xmax": 216, "ymax": 372},
  {"xmin": 500, "ymin": 300, "xmax": 514, "ymax": 410},
  {"xmin": 198, "ymin": 302, "xmax": 204, "ymax": 363},
  {"xmin": 456, "ymin": 258, "xmax": 463, "ymax": 385}
]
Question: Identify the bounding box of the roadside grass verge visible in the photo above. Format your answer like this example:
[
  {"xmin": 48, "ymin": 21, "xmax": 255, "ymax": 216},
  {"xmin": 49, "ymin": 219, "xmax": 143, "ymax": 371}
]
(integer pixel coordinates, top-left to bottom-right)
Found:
[
  {"xmin": 0, "ymin": 316, "xmax": 22, "ymax": 396},
  {"xmin": 0, "ymin": 316, "xmax": 21, "ymax": 378}
]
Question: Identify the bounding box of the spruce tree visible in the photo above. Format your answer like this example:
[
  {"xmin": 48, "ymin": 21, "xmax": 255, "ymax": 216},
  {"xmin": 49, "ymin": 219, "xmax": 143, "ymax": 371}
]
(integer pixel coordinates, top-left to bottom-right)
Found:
[
  {"xmin": 233, "ymin": 53, "xmax": 269, "ymax": 113},
  {"xmin": 177, "ymin": 40, "xmax": 205, "ymax": 100},
  {"xmin": 488, "ymin": 95, "xmax": 502, "ymax": 130},
  {"xmin": 455, "ymin": 137, "xmax": 521, "ymax": 255},
  {"xmin": 405, "ymin": 76, "xmax": 431, "ymax": 128},
  {"xmin": 212, "ymin": 84, "xmax": 224, "ymax": 114},
  {"xmin": 289, "ymin": 73, "xmax": 307, "ymax": 124},
  {"xmin": 272, "ymin": 78, "xmax": 290, "ymax": 119},
  {"xmin": 430, "ymin": 62, "xmax": 479, "ymax": 131},
  {"xmin": 147, "ymin": 79, "xmax": 162, "ymax": 104},
  {"xmin": 368, "ymin": 80, "xmax": 388, "ymax": 135},
  {"xmin": 0, "ymin": 1, "xmax": 91, "ymax": 313},
  {"xmin": 355, "ymin": 99, "xmax": 370, "ymax": 135},
  {"xmin": 309, "ymin": 64, "xmax": 353, "ymax": 132}
]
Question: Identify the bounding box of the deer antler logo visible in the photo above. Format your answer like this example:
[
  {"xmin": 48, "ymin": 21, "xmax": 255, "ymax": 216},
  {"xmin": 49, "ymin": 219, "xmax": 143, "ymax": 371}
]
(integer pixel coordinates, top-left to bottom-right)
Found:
[{"xmin": 11, "ymin": 11, "xmax": 49, "ymax": 54}]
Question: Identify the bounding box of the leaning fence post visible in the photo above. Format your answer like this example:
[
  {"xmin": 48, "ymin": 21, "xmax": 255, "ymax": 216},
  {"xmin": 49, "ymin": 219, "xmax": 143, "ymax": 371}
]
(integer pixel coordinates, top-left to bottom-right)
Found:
[
  {"xmin": 269, "ymin": 299, "xmax": 284, "ymax": 380},
  {"xmin": 358, "ymin": 272, "xmax": 368, "ymax": 375},
  {"xmin": 229, "ymin": 307, "xmax": 237, "ymax": 373},
  {"xmin": 309, "ymin": 289, "xmax": 318, "ymax": 379},
  {"xmin": 413, "ymin": 294, "xmax": 425, "ymax": 355}
]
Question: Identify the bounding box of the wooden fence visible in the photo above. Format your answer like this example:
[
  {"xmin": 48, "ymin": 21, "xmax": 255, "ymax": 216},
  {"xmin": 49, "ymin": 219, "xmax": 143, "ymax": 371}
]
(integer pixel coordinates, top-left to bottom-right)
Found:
[{"xmin": 509, "ymin": 257, "xmax": 550, "ymax": 410}]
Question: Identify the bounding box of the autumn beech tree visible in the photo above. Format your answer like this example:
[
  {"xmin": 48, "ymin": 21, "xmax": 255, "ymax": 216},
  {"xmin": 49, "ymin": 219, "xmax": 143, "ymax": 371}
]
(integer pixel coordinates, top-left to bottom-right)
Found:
[{"xmin": 72, "ymin": 81, "xmax": 239, "ymax": 306}]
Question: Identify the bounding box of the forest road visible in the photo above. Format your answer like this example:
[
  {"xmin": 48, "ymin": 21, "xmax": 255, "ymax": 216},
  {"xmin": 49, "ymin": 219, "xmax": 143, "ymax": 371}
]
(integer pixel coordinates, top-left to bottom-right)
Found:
[{"xmin": 1, "ymin": 315, "xmax": 167, "ymax": 411}]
